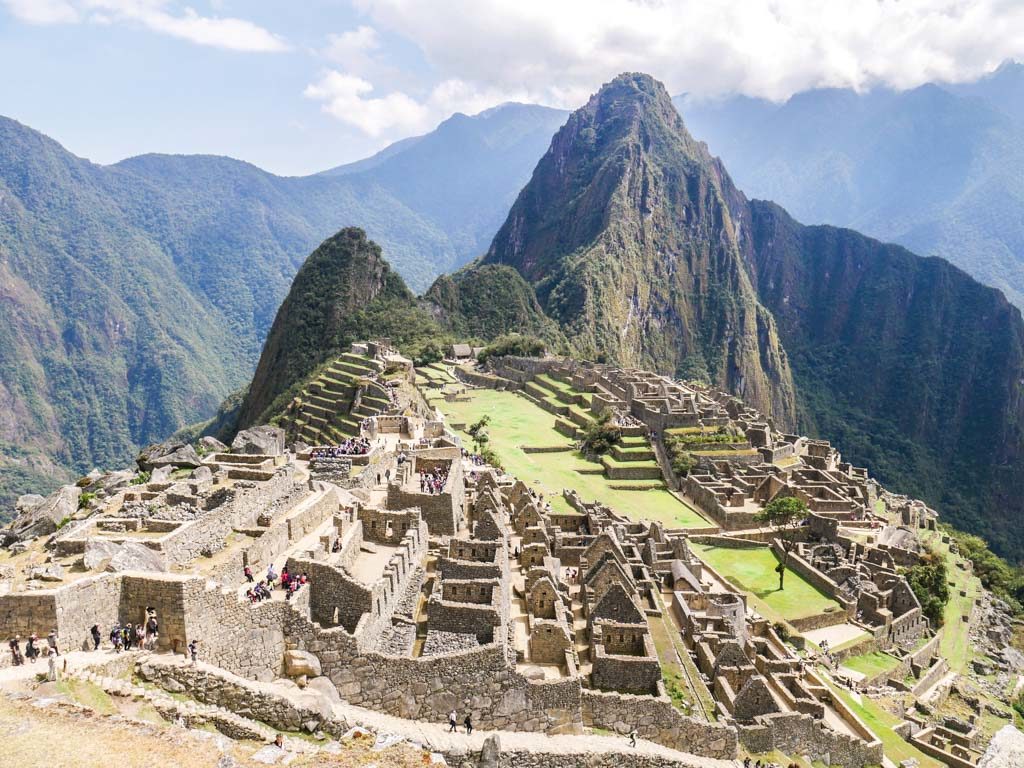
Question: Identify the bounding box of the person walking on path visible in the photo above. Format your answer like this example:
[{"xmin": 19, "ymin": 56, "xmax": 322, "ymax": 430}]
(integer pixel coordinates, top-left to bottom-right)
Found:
[
  {"xmin": 448, "ymin": 710, "xmax": 457, "ymax": 733},
  {"xmin": 25, "ymin": 635, "xmax": 39, "ymax": 664},
  {"xmin": 47, "ymin": 630, "xmax": 59, "ymax": 657},
  {"xmin": 463, "ymin": 714, "xmax": 472, "ymax": 735},
  {"xmin": 110, "ymin": 625, "xmax": 122, "ymax": 653},
  {"xmin": 8, "ymin": 636, "xmax": 23, "ymax": 666},
  {"xmin": 90, "ymin": 625, "xmax": 101, "ymax": 651},
  {"xmin": 628, "ymin": 729, "xmax": 638, "ymax": 748},
  {"xmin": 188, "ymin": 639, "xmax": 199, "ymax": 665},
  {"xmin": 244, "ymin": 565, "xmax": 253, "ymax": 583},
  {"xmin": 145, "ymin": 614, "xmax": 159, "ymax": 650}
]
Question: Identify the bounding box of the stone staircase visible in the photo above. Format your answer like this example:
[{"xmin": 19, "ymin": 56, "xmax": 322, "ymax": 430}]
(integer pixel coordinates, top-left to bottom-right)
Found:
[{"xmin": 283, "ymin": 353, "xmax": 389, "ymax": 445}]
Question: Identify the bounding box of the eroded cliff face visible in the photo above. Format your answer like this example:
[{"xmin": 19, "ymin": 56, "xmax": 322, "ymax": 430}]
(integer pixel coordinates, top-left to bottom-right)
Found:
[{"xmin": 480, "ymin": 73, "xmax": 798, "ymax": 427}]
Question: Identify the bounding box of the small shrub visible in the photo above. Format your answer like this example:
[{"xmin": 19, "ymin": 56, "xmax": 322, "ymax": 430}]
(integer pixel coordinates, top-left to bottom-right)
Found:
[
  {"xmin": 77, "ymin": 491, "xmax": 95, "ymax": 509},
  {"xmin": 130, "ymin": 471, "xmax": 151, "ymax": 486}
]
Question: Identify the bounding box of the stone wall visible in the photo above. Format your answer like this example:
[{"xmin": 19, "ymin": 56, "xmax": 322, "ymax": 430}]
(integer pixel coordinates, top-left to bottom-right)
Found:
[
  {"xmin": 739, "ymin": 711, "xmax": 883, "ymax": 767},
  {"xmin": 581, "ymin": 688, "xmax": 737, "ymax": 759},
  {"xmin": 119, "ymin": 574, "xmax": 188, "ymax": 652},
  {"xmin": 0, "ymin": 590, "xmax": 58, "ymax": 638}
]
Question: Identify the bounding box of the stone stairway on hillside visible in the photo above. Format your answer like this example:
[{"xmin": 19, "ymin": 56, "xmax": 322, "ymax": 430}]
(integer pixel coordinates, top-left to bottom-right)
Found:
[{"xmin": 283, "ymin": 353, "xmax": 391, "ymax": 446}]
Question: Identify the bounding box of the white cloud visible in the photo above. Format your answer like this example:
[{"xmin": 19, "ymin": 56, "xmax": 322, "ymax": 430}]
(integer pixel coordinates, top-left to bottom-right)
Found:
[
  {"xmin": 304, "ymin": 69, "xmax": 529, "ymax": 138},
  {"xmin": 2, "ymin": 0, "xmax": 79, "ymax": 23},
  {"xmin": 324, "ymin": 25, "xmax": 380, "ymax": 64},
  {"xmin": 350, "ymin": 0, "xmax": 1024, "ymax": 104},
  {"xmin": 1, "ymin": 0, "xmax": 287, "ymax": 52}
]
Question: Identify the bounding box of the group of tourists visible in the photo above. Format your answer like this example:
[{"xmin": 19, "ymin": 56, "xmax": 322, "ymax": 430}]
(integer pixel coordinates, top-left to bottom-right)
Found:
[
  {"xmin": 251, "ymin": 564, "xmax": 311, "ymax": 603},
  {"xmin": 7, "ymin": 630, "xmax": 59, "ymax": 665},
  {"xmin": 107, "ymin": 609, "xmax": 159, "ymax": 652},
  {"xmin": 742, "ymin": 758, "xmax": 792, "ymax": 768},
  {"xmin": 447, "ymin": 710, "xmax": 473, "ymax": 734},
  {"xmin": 419, "ymin": 466, "xmax": 449, "ymax": 495},
  {"xmin": 311, "ymin": 438, "xmax": 371, "ymax": 458}
]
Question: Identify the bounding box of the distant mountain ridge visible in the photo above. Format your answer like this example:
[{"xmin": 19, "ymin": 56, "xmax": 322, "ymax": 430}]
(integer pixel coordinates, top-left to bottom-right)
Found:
[
  {"xmin": 678, "ymin": 60, "xmax": 1024, "ymax": 309},
  {"xmin": 0, "ymin": 103, "xmax": 566, "ymax": 512}
]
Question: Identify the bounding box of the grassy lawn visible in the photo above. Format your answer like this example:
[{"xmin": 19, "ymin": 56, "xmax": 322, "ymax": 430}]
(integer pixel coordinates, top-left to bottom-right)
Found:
[
  {"xmin": 922, "ymin": 531, "xmax": 979, "ymax": 673},
  {"xmin": 690, "ymin": 543, "xmax": 840, "ymax": 622},
  {"xmin": 431, "ymin": 389, "xmax": 712, "ymax": 528},
  {"xmin": 824, "ymin": 677, "xmax": 943, "ymax": 768},
  {"xmin": 841, "ymin": 651, "xmax": 902, "ymax": 679}
]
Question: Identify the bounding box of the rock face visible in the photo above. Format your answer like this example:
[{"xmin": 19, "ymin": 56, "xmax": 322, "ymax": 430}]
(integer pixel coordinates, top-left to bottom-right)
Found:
[
  {"xmin": 978, "ymin": 724, "xmax": 1024, "ymax": 768},
  {"xmin": 26, "ymin": 563, "xmax": 64, "ymax": 581},
  {"xmin": 2, "ymin": 485, "xmax": 81, "ymax": 543},
  {"xmin": 232, "ymin": 426, "xmax": 286, "ymax": 457}
]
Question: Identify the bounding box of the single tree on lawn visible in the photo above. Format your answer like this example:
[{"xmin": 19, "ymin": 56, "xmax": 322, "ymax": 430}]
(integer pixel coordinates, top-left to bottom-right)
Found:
[{"xmin": 755, "ymin": 495, "xmax": 810, "ymax": 590}]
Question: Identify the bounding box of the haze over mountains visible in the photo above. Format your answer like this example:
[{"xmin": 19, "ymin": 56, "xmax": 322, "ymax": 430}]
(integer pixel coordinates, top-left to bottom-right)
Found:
[
  {"xmin": 679, "ymin": 60, "xmax": 1024, "ymax": 309},
  {"xmin": 0, "ymin": 104, "xmax": 566, "ymax": 508}
]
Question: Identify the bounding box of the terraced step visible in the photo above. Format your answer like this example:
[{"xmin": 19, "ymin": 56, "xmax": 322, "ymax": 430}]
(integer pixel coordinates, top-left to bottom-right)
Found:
[
  {"xmin": 611, "ymin": 444, "xmax": 655, "ymax": 462},
  {"xmin": 600, "ymin": 454, "xmax": 663, "ymax": 480}
]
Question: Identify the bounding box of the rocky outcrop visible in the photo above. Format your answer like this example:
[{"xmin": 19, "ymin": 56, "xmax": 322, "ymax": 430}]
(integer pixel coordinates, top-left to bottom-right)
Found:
[
  {"xmin": 2, "ymin": 484, "xmax": 80, "ymax": 543},
  {"xmin": 232, "ymin": 426, "xmax": 286, "ymax": 457},
  {"xmin": 84, "ymin": 540, "xmax": 166, "ymax": 573}
]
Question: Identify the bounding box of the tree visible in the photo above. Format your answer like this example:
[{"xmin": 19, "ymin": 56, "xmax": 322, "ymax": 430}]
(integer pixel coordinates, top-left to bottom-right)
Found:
[
  {"xmin": 754, "ymin": 496, "xmax": 810, "ymax": 590},
  {"xmin": 579, "ymin": 410, "xmax": 622, "ymax": 456},
  {"xmin": 904, "ymin": 550, "xmax": 950, "ymax": 627},
  {"xmin": 467, "ymin": 416, "xmax": 491, "ymax": 453}
]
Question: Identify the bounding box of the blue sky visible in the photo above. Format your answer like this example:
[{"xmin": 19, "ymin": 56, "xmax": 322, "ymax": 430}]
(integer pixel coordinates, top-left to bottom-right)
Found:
[{"xmin": 3, "ymin": 0, "xmax": 1023, "ymax": 176}]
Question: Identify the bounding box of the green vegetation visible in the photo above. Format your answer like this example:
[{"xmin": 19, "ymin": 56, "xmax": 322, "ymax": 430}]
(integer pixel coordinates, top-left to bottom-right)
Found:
[
  {"xmin": 753, "ymin": 496, "xmax": 810, "ymax": 590},
  {"xmin": 823, "ymin": 676, "xmax": 943, "ymax": 768},
  {"xmin": 579, "ymin": 410, "xmax": 622, "ymax": 457},
  {"xmin": 904, "ymin": 549, "xmax": 950, "ymax": 627},
  {"xmin": 476, "ymin": 333, "xmax": 547, "ymax": 365},
  {"xmin": 841, "ymin": 651, "xmax": 901, "ymax": 679},
  {"xmin": 940, "ymin": 525, "xmax": 1024, "ymax": 613},
  {"xmin": 432, "ymin": 388, "xmax": 711, "ymax": 528},
  {"xmin": 690, "ymin": 543, "xmax": 839, "ymax": 622}
]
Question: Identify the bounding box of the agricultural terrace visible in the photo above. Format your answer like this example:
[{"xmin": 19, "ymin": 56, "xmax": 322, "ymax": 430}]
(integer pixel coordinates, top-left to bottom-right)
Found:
[
  {"xmin": 430, "ymin": 388, "xmax": 712, "ymax": 529},
  {"xmin": 921, "ymin": 529, "xmax": 982, "ymax": 673},
  {"xmin": 690, "ymin": 543, "xmax": 841, "ymax": 623}
]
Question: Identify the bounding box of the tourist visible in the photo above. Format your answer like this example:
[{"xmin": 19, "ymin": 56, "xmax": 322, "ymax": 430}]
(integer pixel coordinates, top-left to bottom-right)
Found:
[
  {"xmin": 188, "ymin": 639, "xmax": 199, "ymax": 665},
  {"xmin": 110, "ymin": 624, "xmax": 122, "ymax": 653},
  {"xmin": 448, "ymin": 710, "xmax": 457, "ymax": 733},
  {"xmin": 266, "ymin": 564, "xmax": 277, "ymax": 587},
  {"xmin": 25, "ymin": 634, "xmax": 39, "ymax": 663},
  {"xmin": 463, "ymin": 714, "xmax": 472, "ymax": 735},
  {"xmin": 90, "ymin": 624, "xmax": 101, "ymax": 651},
  {"xmin": 628, "ymin": 729, "xmax": 638, "ymax": 748},
  {"xmin": 280, "ymin": 566, "xmax": 291, "ymax": 591},
  {"xmin": 46, "ymin": 647, "xmax": 58, "ymax": 682},
  {"xmin": 145, "ymin": 614, "xmax": 159, "ymax": 650},
  {"xmin": 47, "ymin": 630, "xmax": 59, "ymax": 657},
  {"xmin": 271, "ymin": 733, "xmax": 286, "ymax": 751},
  {"xmin": 8, "ymin": 636, "xmax": 22, "ymax": 666},
  {"xmin": 136, "ymin": 624, "xmax": 145, "ymax": 650},
  {"xmin": 744, "ymin": 758, "xmax": 751, "ymax": 768},
  {"xmin": 244, "ymin": 565, "xmax": 254, "ymax": 583}
]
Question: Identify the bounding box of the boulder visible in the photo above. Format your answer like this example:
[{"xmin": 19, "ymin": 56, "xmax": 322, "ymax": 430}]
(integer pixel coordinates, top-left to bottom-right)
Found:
[
  {"xmin": 26, "ymin": 563, "xmax": 64, "ymax": 582},
  {"xmin": 478, "ymin": 735, "xmax": 500, "ymax": 768},
  {"xmin": 149, "ymin": 444, "xmax": 202, "ymax": 470},
  {"xmin": 4, "ymin": 485, "xmax": 81, "ymax": 542},
  {"xmin": 83, "ymin": 539, "xmax": 122, "ymax": 570},
  {"xmin": 199, "ymin": 436, "xmax": 228, "ymax": 453},
  {"xmin": 284, "ymin": 649, "xmax": 322, "ymax": 677},
  {"xmin": 306, "ymin": 676, "xmax": 341, "ymax": 704},
  {"xmin": 137, "ymin": 439, "xmax": 187, "ymax": 471},
  {"xmin": 150, "ymin": 466, "xmax": 172, "ymax": 483},
  {"xmin": 191, "ymin": 465, "xmax": 213, "ymax": 484},
  {"xmin": 77, "ymin": 469, "xmax": 103, "ymax": 487},
  {"xmin": 232, "ymin": 425, "xmax": 285, "ymax": 457},
  {"xmin": 104, "ymin": 542, "xmax": 167, "ymax": 573}
]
